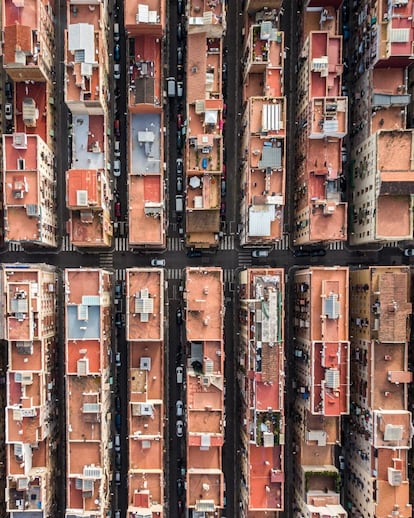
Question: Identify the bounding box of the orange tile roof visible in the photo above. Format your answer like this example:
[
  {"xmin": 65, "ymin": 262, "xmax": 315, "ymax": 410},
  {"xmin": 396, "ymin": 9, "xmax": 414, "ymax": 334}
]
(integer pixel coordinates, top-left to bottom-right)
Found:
[{"xmin": 67, "ymin": 169, "xmax": 99, "ymax": 208}]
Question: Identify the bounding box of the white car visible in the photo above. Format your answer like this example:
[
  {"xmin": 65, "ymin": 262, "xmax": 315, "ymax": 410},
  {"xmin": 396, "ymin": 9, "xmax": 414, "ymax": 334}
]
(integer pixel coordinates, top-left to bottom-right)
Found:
[
  {"xmin": 176, "ymin": 420, "xmax": 184, "ymax": 437},
  {"xmin": 403, "ymin": 248, "xmax": 414, "ymax": 257},
  {"xmin": 5, "ymin": 103, "xmax": 12, "ymax": 120},
  {"xmin": 252, "ymin": 249, "xmax": 269, "ymax": 258},
  {"xmin": 176, "ymin": 400, "xmax": 183, "ymax": 417},
  {"xmin": 115, "ymin": 352, "xmax": 121, "ymax": 367},
  {"xmin": 176, "ymin": 366, "xmax": 183, "ymax": 384},
  {"xmin": 151, "ymin": 258, "xmax": 166, "ymax": 267}
]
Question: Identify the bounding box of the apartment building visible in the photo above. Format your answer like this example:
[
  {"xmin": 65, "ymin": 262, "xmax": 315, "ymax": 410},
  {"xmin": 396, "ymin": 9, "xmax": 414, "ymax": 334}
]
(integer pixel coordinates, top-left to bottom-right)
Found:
[
  {"xmin": 346, "ymin": 267, "xmax": 412, "ymax": 518},
  {"xmin": 347, "ymin": 0, "xmax": 414, "ymax": 246},
  {"xmin": 239, "ymin": 8, "xmax": 286, "ymax": 247},
  {"xmin": 64, "ymin": 268, "xmax": 112, "ymax": 518},
  {"xmin": 238, "ymin": 268, "xmax": 285, "ymax": 515},
  {"xmin": 292, "ymin": 266, "xmax": 349, "ymax": 517},
  {"xmin": 64, "ymin": 0, "xmax": 113, "ymax": 248},
  {"xmin": 2, "ymin": 0, "xmax": 58, "ymax": 247},
  {"xmin": 125, "ymin": 268, "xmax": 165, "ymax": 517},
  {"xmin": 184, "ymin": 267, "xmax": 225, "ymax": 514},
  {"xmin": 185, "ymin": 0, "xmax": 226, "ymax": 249},
  {"xmin": 0, "ymin": 263, "xmax": 57, "ymax": 517},
  {"xmin": 125, "ymin": 0, "xmax": 166, "ymax": 249},
  {"xmin": 294, "ymin": 6, "xmax": 348, "ymax": 246}
]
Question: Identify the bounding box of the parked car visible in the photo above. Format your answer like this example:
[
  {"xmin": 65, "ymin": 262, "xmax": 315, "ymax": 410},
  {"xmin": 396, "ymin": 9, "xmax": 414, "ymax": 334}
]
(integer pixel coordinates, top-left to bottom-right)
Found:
[
  {"xmin": 115, "ymin": 352, "xmax": 121, "ymax": 367},
  {"xmin": 5, "ymin": 82, "xmax": 12, "ymax": 100},
  {"xmin": 115, "ymin": 452, "xmax": 121, "ymax": 470},
  {"xmin": 151, "ymin": 258, "xmax": 166, "ymax": 266},
  {"xmin": 293, "ymin": 247, "xmax": 327, "ymax": 258},
  {"xmin": 177, "ymin": 500, "xmax": 183, "ymax": 512},
  {"xmin": 115, "ymin": 283, "xmax": 122, "ymax": 299},
  {"xmin": 177, "ymin": 132, "xmax": 183, "ymax": 151},
  {"xmin": 177, "ymin": 0, "xmax": 184, "ymax": 16},
  {"xmin": 222, "ymin": 63, "xmax": 227, "ymax": 82},
  {"xmin": 114, "ymin": 119, "xmax": 120, "ymax": 137},
  {"xmin": 114, "ymin": 471, "xmax": 121, "ymax": 485},
  {"xmin": 176, "ymin": 158, "xmax": 183, "ymax": 176},
  {"xmin": 176, "ymin": 420, "xmax": 184, "ymax": 437},
  {"xmin": 404, "ymin": 248, "xmax": 414, "ymax": 257},
  {"xmin": 176, "ymin": 177, "xmax": 183, "ymax": 194},
  {"xmin": 177, "ymin": 81, "xmax": 183, "ymax": 98},
  {"xmin": 114, "ymin": 63, "xmax": 120, "ymax": 80},
  {"xmin": 177, "ymin": 22, "xmax": 183, "ymax": 42},
  {"xmin": 176, "ymin": 307, "xmax": 183, "ymax": 325},
  {"xmin": 339, "ymin": 455, "xmax": 345, "ymax": 470},
  {"xmin": 176, "ymin": 366, "xmax": 183, "ymax": 384},
  {"xmin": 114, "ymin": 434, "xmax": 121, "ymax": 453},
  {"xmin": 115, "ymin": 396, "xmax": 121, "ymax": 412},
  {"xmin": 221, "ymin": 177, "xmax": 226, "ymax": 197},
  {"xmin": 177, "ymin": 478, "xmax": 184, "ymax": 497},
  {"xmin": 252, "ymin": 249, "xmax": 269, "ymax": 258},
  {"xmin": 115, "ymin": 201, "xmax": 121, "ymax": 218},
  {"xmin": 220, "ymin": 201, "xmax": 226, "ymax": 217},
  {"xmin": 114, "ymin": 44, "xmax": 120, "ymax": 61},
  {"xmin": 176, "ymin": 400, "xmax": 183, "ymax": 417},
  {"xmin": 177, "ymin": 113, "xmax": 184, "ymax": 130},
  {"xmin": 115, "ymin": 413, "xmax": 121, "ymax": 432},
  {"xmin": 5, "ymin": 103, "xmax": 13, "ymax": 120},
  {"xmin": 177, "ymin": 47, "xmax": 183, "ymax": 68}
]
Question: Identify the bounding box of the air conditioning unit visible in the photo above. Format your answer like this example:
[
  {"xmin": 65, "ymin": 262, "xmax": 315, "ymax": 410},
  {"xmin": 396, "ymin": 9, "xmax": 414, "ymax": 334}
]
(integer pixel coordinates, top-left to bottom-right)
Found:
[
  {"xmin": 76, "ymin": 190, "xmax": 88, "ymax": 206},
  {"xmin": 138, "ymin": 403, "xmax": 154, "ymax": 416},
  {"xmin": 202, "ymin": 376, "xmax": 211, "ymax": 387},
  {"xmin": 388, "ymin": 467, "xmax": 402, "ymax": 486},
  {"xmin": 140, "ymin": 357, "xmax": 151, "ymax": 370},
  {"xmin": 21, "ymin": 373, "xmax": 33, "ymax": 385}
]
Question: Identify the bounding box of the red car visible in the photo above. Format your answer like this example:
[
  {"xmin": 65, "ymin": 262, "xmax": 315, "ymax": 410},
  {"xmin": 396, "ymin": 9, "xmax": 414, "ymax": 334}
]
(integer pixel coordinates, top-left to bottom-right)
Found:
[
  {"xmin": 115, "ymin": 201, "xmax": 121, "ymax": 218},
  {"xmin": 177, "ymin": 113, "xmax": 184, "ymax": 130}
]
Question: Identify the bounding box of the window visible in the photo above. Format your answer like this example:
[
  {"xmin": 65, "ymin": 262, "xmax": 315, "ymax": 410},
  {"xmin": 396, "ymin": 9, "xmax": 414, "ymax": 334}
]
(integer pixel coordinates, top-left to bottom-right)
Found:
[{"xmin": 17, "ymin": 158, "xmax": 25, "ymax": 170}]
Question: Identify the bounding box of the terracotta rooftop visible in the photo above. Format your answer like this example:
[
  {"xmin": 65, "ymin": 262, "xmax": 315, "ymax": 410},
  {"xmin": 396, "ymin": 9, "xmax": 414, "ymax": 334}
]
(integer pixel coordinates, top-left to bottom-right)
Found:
[
  {"xmin": 126, "ymin": 268, "xmax": 164, "ymax": 341},
  {"xmin": 125, "ymin": 0, "xmax": 164, "ymax": 36}
]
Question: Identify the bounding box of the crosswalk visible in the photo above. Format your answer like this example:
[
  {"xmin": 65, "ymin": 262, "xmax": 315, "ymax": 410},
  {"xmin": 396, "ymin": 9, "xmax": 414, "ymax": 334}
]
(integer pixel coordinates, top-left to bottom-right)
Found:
[
  {"xmin": 99, "ymin": 252, "xmax": 113, "ymax": 270},
  {"xmin": 224, "ymin": 269, "xmax": 235, "ymax": 284},
  {"xmin": 8, "ymin": 242, "xmax": 24, "ymax": 252},
  {"xmin": 275, "ymin": 234, "xmax": 290, "ymax": 250},
  {"xmin": 62, "ymin": 235, "xmax": 76, "ymax": 252},
  {"xmin": 166, "ymin": 268, "xmax": 184, "ymax": 280},
  {"xmin": 116, "ymin": 269, "xmax": 126, "ymax": 281},
  {"xmin": 167, "ymin": 237, "xmax": 184, "ymax": 251},
  {"xmin": 238, "ymin": 250, "xmax": 252, "ymax": 267},
  {"xmin": 219, "ymin": 235, "xmax": 235, "ymax": 251},
  {"xmin": 383, "ymin": 241, "xmax": 400, "ymax": 248},
  {"xmin": 115, "ymin": 237, "xmax": 129, "ymax": 251},
  {"xmin": 328, "ymin": 241, "xmax": 345, "ymax": 251}
]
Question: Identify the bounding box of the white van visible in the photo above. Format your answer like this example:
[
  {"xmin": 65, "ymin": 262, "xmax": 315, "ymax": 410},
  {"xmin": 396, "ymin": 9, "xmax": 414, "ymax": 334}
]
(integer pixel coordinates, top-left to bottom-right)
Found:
[
  {"xmin": 113, "ymin": 160, "xmax": 121, "ymax": 177},
  {"xmin": 114, "ymin": 140, "xmax": 120, "ymax": 157},
  {"xmin": 114, "ymin": 23, "xmax": 120, "ymax": 42},
  {"xmin": 114, "ymin": 434, "xmax": 121, "ymax": 452},
  {"xmin": 175, "ymin": 195, "xmax": 183, "ymax": 213},
  {"xmin": 176, "ymin": 366, "xmax": 183, "ymax": 384},
  {"xmin": 167, "ymin": 77, "xmax": 176, "ymax": 98}
]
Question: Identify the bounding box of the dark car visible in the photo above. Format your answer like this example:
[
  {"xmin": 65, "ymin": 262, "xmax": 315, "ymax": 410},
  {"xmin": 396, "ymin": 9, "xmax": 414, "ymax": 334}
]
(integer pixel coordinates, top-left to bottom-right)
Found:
[
  {"xmin": 115, "ymin": 312, "xmax": 124, "ymax": 328},
  {"xmin": 114, "ymin": 44, "xmax": 120, "ymax": 61},
  {"xmin": 115, "ymin": 283, "xmax": 122, "ymax": 299},
  {"xmin": 115, "ymin": 396, "xmax": 121, "ymax": 412},
  {"xmin": 177, "ymin": 22, "xmax": 183, "ymax": 42},
  {"xmin": 177, "ymin": 500, "xmax": 183, "ymax": 513},
  {"xmin": 115, "ymin": 201, "xmax": 121, "ymax": 218},
  {"xmin": 177, "ymin": 479, "xmax": 184, "ymax": 497},
  {"xmin": 177, "ymin": 0, "xmax": 184, "ymax": 15},
  {"xmin": 115, "ymin": 413, "xmax": 121, "ymax": 432},
  {"xmin": 5, "ymin": 82, "xmax": 12, "ymax": 100},
  {"xmin": 221, "ymin": 177, "xmax": 226, "ymax": 197},
  {"xmin": 177, "ymin": 132, "xmax": 183, "ymax": 150},
  {"xmin": 114, "ymin": 119, "xmax": 120, "ymax": 137},
  {"xmin": 293, "ymin": 247, "xmax": 327, "ymax": 258},
  {"xmin": 220, "ymin": 201, "xmax": 226, "ymax": 217},
  {"xmin": 177, "ymin": 47, "xmax": 183, "ymax": 68},
  {"xmin": 176, "ymin": 307, "xmax": 183, "ymax": 325},
  {"xmin": 115, "ymin": 452, "xmax": 121, "ymax": 470},
  {"xmin": 222, "ymin": 63, "xmax": 227, "ymax": 82},
  {"xmin": 187, "ymin": 248, "xmax": 202, "ymax": 258}
]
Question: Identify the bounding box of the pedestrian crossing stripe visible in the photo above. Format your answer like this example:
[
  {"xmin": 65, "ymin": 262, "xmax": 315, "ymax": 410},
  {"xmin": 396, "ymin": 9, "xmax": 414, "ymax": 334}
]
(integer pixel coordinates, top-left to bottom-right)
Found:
[
  {"xmin": 115, "ymin": 237, "xmax": 129, "ymax": 251},
  {"xmin": 219, "ymin": 235, "xmax": 235, "ymax": 250},
  {"xmin": 328, "ymin": 242, "xmax": 345, "ymax": 251},
  {"xmin": 166, "ymin": 268, "xmax": 183, "ymax": 280},
  {"xmin": 167, "ymin": 237, "xmax": 184, "ymax": 251}
]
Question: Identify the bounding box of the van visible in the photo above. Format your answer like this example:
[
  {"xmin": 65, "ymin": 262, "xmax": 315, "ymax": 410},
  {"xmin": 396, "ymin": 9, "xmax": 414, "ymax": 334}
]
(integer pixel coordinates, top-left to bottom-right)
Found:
[
  {"xmin": 113, "ymin": 160, "xmax": 121, "ymax": 177},
  {"xmin": 114, "ymin": 434, "xmax": 121, "ymax": 452},
  {"xmin": 114, "ymin": 471, "xmax": 121, "ymax": 485},
  {"xmin": 114, "ymin": 23, "xmax": 120, "ymax": 42},
  {"xmin": 176, "ymin": 366, "xmax": 183, "ymax": 384},
  {"xmin": 167, "ymin": 77, "xmax": 176, "ymax": 98},
  {"xmin": 175, "ymin": 195, "xmax": 183, "ymax": 213},
  {"xmin": 177, "ymin": 81, "xmax": 183, "ymax": 98},
  {"xmin": 115, "ymin": 512, "xmax": 121, "ymax": 518},
  {"xmin": 114, "ymin": 140, "xmax": 120, "ymax": 157}
]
